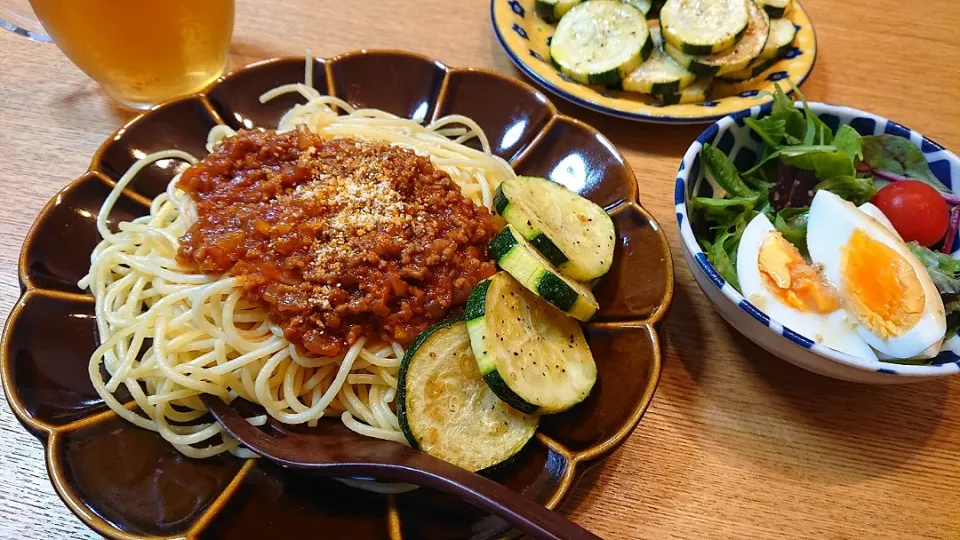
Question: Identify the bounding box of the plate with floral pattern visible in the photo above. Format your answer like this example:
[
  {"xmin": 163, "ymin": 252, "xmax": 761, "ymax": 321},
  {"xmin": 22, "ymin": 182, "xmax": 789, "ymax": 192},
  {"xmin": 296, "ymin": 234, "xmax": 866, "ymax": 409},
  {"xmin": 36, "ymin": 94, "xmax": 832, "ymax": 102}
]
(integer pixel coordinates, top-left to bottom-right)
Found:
[{"xmin": 491, "ymin": 0, "xmax": 818, "ymax": 124}]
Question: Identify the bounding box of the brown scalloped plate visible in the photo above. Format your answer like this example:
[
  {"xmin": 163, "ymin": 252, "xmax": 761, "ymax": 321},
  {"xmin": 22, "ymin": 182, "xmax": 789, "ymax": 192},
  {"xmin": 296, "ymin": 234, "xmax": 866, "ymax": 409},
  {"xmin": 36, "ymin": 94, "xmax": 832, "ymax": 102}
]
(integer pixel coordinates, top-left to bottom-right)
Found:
[{"xmin": 2, "ymin": 50, "xmax": 673, "ymax": 540}]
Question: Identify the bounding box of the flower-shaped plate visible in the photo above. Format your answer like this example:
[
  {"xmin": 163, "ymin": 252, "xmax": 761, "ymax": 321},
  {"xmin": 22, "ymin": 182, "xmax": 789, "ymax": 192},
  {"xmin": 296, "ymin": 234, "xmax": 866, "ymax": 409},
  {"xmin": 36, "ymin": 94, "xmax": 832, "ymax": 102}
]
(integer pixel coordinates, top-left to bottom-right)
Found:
[{"xmin": 2, "ymin": 50, "xmax": 673, "ymax": 539}]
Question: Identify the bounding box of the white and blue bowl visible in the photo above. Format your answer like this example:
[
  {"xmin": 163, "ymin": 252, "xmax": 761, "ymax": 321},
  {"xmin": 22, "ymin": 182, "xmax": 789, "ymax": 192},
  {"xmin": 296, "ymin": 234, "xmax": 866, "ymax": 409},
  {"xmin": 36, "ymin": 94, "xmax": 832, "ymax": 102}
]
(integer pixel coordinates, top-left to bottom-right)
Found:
[{"xmin": 675, "ymin": 102, "xmax": 960, "ymax": 383}]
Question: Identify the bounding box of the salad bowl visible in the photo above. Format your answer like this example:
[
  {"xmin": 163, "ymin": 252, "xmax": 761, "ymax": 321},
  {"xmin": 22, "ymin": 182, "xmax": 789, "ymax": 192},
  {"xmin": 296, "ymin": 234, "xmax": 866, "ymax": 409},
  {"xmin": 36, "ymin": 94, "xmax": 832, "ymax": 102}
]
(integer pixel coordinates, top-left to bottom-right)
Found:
[{"xmin": 675, "ymin": 98, "xmax": 960, "ymax": 383}]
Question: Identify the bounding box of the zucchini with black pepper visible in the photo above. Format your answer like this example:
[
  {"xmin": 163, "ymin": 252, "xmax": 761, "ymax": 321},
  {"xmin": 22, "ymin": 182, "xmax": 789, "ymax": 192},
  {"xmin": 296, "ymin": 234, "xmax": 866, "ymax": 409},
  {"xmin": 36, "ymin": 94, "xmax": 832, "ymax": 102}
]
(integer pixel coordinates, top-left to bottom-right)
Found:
[
  {"xmin": 719, "ymin": 17, "xmax": 794, "ymax": 81},
  {"xmin": 655, "ymin": 75, "xmax": 713, "ymax": 104},
  {"xmin": 398, "ymin": 318, "xmax": 539, "ymax": 471},
  {"xmin": 489, "ymin": 225, "xmax": 600, "ymax": 321},
  {"xmin": 535, "ymin": 0, "xmax": 582, "ymax": 23},
  {"xmin": 659, "ymin": 0, "xmax": 750, "ymax": 55},
  {"xmin": 758, "ymin": 17, "xmax": 796, "ymax": 60},
  {"xmin": 717, "ymin": 56, "xmax": 778, "ymax": 82},
  {"xmin": 623, "ymin": 25, "xmax": 697, "ymax": 95},
  {"xmin": 549, "ymin": 0, "xmax": 652, "ymax": 86},
  {"xmin": 662, "ymin": 43, "xmax": 719, "ymax": 77},
  {"xmin": 465, "ymin": 273, "xmax": 597, "ymax": 414},
  {"xmin": 664, "ymin": 0, "xmax": 770, "ymax": 76},
  {"xmin": 494, "ymin": 176, "xmax": 616, "ymax": 282}
]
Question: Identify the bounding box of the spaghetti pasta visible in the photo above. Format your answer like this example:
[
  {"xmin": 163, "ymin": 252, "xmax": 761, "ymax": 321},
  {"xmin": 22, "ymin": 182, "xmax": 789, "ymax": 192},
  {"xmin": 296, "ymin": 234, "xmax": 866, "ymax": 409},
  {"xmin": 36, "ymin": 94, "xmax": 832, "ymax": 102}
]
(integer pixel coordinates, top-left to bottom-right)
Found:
[{"xmin": 80, "ymin": 70, "xmax": 516, "ymax": 459}]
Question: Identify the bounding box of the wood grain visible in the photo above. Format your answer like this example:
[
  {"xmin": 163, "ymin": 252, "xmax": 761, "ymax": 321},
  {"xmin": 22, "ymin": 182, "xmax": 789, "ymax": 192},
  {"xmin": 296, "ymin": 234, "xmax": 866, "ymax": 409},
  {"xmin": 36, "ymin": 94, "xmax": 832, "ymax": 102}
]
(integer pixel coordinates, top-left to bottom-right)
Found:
[{"xmin": 1, "ymin": 0, "xmax": 959, "ymax": 539}]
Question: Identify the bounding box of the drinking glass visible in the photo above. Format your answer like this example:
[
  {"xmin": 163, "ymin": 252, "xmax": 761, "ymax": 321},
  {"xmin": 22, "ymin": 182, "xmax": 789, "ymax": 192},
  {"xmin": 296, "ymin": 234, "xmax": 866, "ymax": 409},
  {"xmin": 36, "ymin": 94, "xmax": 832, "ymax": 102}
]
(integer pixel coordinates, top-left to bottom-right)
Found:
[{"xmin": 0, "ymin": 0, "xmax": 235, "ymax": 109}]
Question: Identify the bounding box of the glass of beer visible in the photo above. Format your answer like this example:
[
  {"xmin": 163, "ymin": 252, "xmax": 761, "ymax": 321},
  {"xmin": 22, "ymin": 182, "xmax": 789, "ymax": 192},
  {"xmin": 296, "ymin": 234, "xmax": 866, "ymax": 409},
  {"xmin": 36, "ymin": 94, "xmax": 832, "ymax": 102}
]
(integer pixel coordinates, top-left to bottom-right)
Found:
[{"xmin": 0, "ymin": 0, "xmax": 234, "ymax": 109}]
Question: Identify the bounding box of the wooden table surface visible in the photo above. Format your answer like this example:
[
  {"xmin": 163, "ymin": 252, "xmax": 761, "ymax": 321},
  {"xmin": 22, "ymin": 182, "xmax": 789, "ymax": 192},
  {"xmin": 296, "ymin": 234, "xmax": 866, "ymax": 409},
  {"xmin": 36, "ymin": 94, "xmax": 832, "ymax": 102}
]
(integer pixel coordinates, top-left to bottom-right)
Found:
[{"xmin": 1, "ymin": 1, "xmax": 959, "ymax": 538}]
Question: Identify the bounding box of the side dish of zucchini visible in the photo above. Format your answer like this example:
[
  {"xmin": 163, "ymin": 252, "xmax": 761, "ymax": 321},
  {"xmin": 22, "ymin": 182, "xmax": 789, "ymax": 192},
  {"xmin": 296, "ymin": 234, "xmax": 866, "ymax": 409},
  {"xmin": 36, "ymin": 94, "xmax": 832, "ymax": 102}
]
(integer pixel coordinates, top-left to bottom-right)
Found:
[
  {"xmin": 542, "ymin": 0, "xmax": 798, "ymax": 105},
  {"xmin": 398, "ymin": 176, "xmax": 615, "ymax": 471}
]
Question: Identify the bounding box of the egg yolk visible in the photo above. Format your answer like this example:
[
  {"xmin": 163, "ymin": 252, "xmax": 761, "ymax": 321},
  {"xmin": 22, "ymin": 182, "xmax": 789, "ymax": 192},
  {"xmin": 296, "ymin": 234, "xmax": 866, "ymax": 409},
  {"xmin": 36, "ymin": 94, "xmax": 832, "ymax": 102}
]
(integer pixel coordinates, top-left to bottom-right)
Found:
[
  {"xmin": 840, "ymin": 229, "xmax": 924, "ymax": 338},
  {"xmin": 758, "ymin": 232, "xmax": 841, "ymax": 313}
]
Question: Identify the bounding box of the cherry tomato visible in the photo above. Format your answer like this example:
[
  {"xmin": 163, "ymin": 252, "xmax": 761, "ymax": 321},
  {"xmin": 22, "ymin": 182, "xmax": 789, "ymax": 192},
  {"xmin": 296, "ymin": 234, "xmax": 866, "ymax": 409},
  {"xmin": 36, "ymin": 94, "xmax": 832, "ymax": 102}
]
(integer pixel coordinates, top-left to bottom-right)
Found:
[{"xmin": 870, "ymin": 181, "xmax": 950, "ymax": 247}]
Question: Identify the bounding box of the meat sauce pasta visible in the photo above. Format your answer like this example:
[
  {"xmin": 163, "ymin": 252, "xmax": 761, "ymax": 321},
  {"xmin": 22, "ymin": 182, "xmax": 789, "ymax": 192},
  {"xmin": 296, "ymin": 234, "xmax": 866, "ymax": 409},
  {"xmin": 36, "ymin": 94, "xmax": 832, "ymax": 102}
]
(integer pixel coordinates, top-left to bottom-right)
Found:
[
  {"xmin": 81, "ymin": 59, "xmax": 514, "ymax": 459},
  {"xmin": 83, "ymin": 57, "xmax": 615, "ymax": 477}
]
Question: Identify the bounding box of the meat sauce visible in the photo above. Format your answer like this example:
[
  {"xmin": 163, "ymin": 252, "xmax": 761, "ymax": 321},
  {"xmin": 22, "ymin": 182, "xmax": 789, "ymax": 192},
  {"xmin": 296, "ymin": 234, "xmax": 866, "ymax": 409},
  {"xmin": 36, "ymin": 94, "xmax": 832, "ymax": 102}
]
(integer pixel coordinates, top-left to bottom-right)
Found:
[{"xmin": 177, "ymin": 127, "xmax": 498, "ymax": 356}]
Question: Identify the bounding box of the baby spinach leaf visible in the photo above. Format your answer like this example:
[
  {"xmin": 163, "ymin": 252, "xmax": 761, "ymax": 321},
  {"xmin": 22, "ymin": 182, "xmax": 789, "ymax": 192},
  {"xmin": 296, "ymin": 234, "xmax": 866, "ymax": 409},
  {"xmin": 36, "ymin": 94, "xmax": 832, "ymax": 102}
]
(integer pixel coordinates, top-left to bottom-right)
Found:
[
  {"xmin": 704, "ymin": 234, "xmax": 740, "ymax": 290},
  {"xmin": 692, "ymin": 195, "xmax": 761, "ymax": 225},
  {"xmin": 745, "ymin": 116, "xmax": 787, "ymax": 148},
  {"xmin": 775, "ymin": 207, "xmax": 809, "ymax": 220},
  {"xmin": 702, "ymin": 210, "xmax": 756, "ymax": 291},
  {"xmin": 769, "ymin": 84, "xmax": 806, "ymax": 144},
  {"xmin": 742, "ymin": 148, "xmax": 782, "ymax": 187},
  {"xmin": 755, "ymin": 196, "xmax": 772, "ymax": 217},
  {"xmin": 832, "ymin": 125, "xmax": 863, "ymax": 161},
  {"xmin": 781, "ymin": 149, "xmax": 856, "ymax": 182},
  {"xmin": 741, "ymin": 155, "xmax": 777, "ymax": 192},
  {"xmin": 781, "ymin": 79, "xmax": 834, "ymax": 146},
  {"xmin": 743, "ymin": 172, "xmax": 776, "ymax": 191},
  {"xmin": 861, "ymin": 135, "xmax": 948, "ymax": 192},
  {"xmin": 702, "ymin": 143, "xmax": 757, "ymax": 198},
  {"xmin": 802, "ymin": 106, "xmax": 834, "ymax": 146},
  {"xmin": 693, "ymin": 190, "xmax": 765, "ymax": 293},
  {"xmin": 814, "ymin": 175, "xmax": 877, "ymax": 205}
]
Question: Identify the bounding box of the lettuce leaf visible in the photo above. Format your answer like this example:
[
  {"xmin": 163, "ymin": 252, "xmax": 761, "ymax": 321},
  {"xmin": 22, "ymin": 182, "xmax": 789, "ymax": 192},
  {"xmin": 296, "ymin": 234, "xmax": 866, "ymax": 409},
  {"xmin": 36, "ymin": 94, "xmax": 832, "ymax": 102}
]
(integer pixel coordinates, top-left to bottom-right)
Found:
[
  {"xmin": 907, "ymin": 241, "xmax": 960, "ymax": 295},
  {"xmin": 692, "ymin": 190, "xmax": 765, "ymax": 292},
  {"xmin": 814, "ymin": 175, "xmax": 877, "ymax": 205},
  {"xmin": 692, "ymin": 195, "xmax": 761, "ymax": 224},
  {"xmin": 701, "ymin": 210, "xmax": 756, "ymax": 291},
  {"xmin": 703, "ymin": 232, "xmax": 740, "ymax": 290}
]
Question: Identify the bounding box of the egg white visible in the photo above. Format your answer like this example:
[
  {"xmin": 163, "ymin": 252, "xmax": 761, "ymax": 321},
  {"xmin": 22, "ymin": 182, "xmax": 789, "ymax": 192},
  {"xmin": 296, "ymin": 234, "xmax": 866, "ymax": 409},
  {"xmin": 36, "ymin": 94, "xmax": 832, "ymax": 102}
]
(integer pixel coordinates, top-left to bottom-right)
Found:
[
  {"xmin": 808, "ymin": 190, "xmax": 945, "ymax": 358},
  {"xmin": 876, "ymin": 344, "xmax": 941, "ymax": 362},
  {"xmin": 738, "ymin": 213, "xmax": 877, "ymax": 361},
  {"xmin": 858, "ymin": 202, "xmax": 902, "ymax": 240},
  {"xmin": 859, "ymin": 202, "xmax": 944, "ymax": 360}
]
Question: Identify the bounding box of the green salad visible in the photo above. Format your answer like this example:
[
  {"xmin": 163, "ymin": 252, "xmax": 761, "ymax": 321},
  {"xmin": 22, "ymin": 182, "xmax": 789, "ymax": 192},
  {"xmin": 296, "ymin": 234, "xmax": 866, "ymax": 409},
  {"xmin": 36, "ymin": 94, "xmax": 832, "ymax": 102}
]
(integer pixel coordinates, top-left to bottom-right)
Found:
[{"xmin": 690, "ymin": 83, "xmax": 960, "ymax": 362}]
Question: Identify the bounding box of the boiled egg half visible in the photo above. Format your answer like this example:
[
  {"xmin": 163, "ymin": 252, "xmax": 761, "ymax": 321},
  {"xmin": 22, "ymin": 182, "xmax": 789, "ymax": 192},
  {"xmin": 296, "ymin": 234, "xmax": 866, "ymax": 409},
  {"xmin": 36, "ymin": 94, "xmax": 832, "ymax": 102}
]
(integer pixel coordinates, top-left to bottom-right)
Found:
[
  {"xmin": 860, "ymin": 202, "xmax": 939, "ymax": 360},
  {"xmin": 738, "ymin": 212, "xmax": 877, "ymax": 360},
  {"xmin": 808, "ymin": 190, "xmax": 946, "ymax": 358}
]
